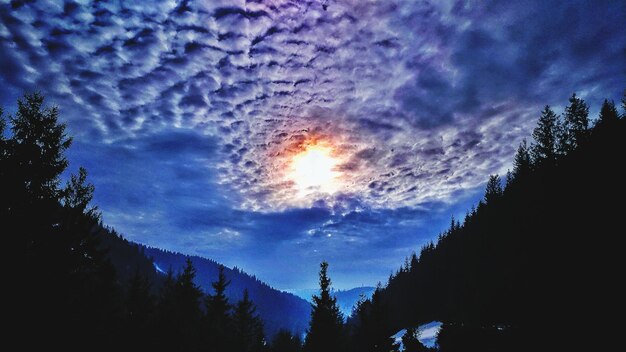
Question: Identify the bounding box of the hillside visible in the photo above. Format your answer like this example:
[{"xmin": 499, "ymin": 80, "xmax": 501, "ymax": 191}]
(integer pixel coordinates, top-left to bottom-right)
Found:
[
  {"xmin": 143, "ymin": 246, "xmax": 311, "ymax": 336},
  {"xmin": 378, "ymin": 109, "xmax": 626, "ymax": 350}
]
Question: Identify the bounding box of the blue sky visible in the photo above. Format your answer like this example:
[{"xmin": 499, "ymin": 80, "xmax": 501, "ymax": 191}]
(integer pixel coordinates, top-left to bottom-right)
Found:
[{"xmin": 1, "ymin": 0, "xmax": 624, "ymax": 290}]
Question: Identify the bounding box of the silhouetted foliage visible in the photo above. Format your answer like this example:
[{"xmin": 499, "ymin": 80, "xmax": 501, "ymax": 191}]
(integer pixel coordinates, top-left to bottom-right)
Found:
[
  {"xmin": 375, "ymin": 90, "xmax": 625, "ymax": 352},
  {"xmin": 596, "ymin": 99, "xmax": 620, "ymax": 127},
  {"xmin": 2, "ymin": 93, "xmax": 271, "ymax": 352},
  {"xmin": 483, "ymin": 174, "xmax": 502, "ymax": 204},
  {"xmin": 347, "ymin": 286, "xmax": 399, "ymax": 352},
  {"xmin": 304, "ymin": 262, "xmax": 345, "ymax": 352},
  {"xmin": 559, "ymin": 93, "xmax": 589, "ymax": 153},
  {"xmin": 5, "ymin": 90, "xmax": 625, "ymax": 352},
  {"xmin": 232, "ymin": 289, "xmax": 266, "ymax": 352},
  {"xmin": 531, "ymin": 106, "xmax": 559, "ymax": 165},
  {"xmin": 270, "ymin": 330, "xmax": 303, "ymax": 352},
  {"xmin": 206, "ymin": 265, "xmax": 233, "ymax": 352},
  {"xmin": 511, "ymin": 138, "xmax": 531, "ymax": 182},
  {"xmin": 401, "ymin": 327, "xmax": 433, "ymax": 352}
]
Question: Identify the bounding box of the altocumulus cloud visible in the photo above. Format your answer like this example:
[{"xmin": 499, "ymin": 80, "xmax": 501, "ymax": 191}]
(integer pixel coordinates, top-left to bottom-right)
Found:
[{"xmin": 1, "ymin": 0, "xmax": 624, "ymax": 288}]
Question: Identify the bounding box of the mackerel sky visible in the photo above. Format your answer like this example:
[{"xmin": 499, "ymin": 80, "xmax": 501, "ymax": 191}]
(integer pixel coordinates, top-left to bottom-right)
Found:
[{"xmin": 1, "ymin": 0, "xmax": 624, "ymax": 289}]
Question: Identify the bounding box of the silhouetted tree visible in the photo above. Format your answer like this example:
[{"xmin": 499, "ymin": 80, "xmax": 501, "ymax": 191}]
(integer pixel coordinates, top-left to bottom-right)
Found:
[
  {"xmin": 559, "ymin": 93, "xmax": 589, "ymax": 153},
  {"xmin": 531, "ymin": 106, "xmax": 559, "ymax": 164},
  {"xmin": 156, "ymin": 261, "xmax": 204, "ymax": 351},
  {"xmin": 484, "ymin": 174, "xmax": 502, "ymax": 204},
  {"xmin": 125, "ymin": 269, "xmax": 156, "ymax": 349},
  {"xmin": 304, "ymin": 262, "xmax": 344, "ymax": 352},
  {"xmin": 206, "ymin": 265, "xmax": 233, "ymax": 352},
  {"xmin": 401, "ymin": 327, "xmax": 432, "ymax": 352},
  {"xmin": 271, "ymin": 330, "xmax": 303, "ymax": 352},
  {"xmin": 232, "ymin": 289, "xmax": 265, "ymax": 352},
  {"xmin": 8, "ymin": 92, "xmax": 72, "ymax": 202},
  {"xmin": 512, "ymin": 139, "xmax": 532, "ymax": 180},
  {"xmin": 596, "ymin": 99, "xmax": 619, "ymax": 127}
]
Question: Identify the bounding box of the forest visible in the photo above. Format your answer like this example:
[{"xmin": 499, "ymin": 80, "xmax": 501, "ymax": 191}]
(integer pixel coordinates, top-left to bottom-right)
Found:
[{"xmin": 2, "ymin": 91, "xmax": 625, "ymax": 351}]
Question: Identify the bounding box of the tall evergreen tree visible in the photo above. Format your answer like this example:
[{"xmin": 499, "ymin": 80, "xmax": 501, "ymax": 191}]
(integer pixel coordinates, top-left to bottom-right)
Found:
[
  {"xmin": 531, "ymin": 106, "xmax": 559, "ymax": 164},
  {"xmin": 156, "ymin": 262, "xmax": 204, "ymax": 352},
  {"xmin": 271, "ymin": 330, "xmax": 303, "ymax": 352},
  {"xmin": 8, "ymin": 92, "xmax": 72, "ymax": 202},
  {"xmin": 512, "ymin": 139, "xmax": 532, "ymax": 180},
  {"xmin": 368, "ymin": 288, "xmax": 400, "ymax": 352},
  {"xmin": 206, "ymin": 265, "xmax": 233, "ymax": 352},
  {"xmin": 596, "ymin": 99, "xmax": 619, "ymax": 127},
  {"xmin": 304, "ymin": 262, "xmax": 344, "ymax": 352},
  {"xmin": 484, "ymin": 175, "xmax": 503, "ymax": 204},
  {"xmin": 232, "ymin": 289, "xmax": 265, "ymax": 352},
  {"xmin": 125, "ymin": 269, "xmax": 156, "ymax": 349},
  {"xmin": 559, "ymin": 93, "xmax": 589, "ymax": 154}
]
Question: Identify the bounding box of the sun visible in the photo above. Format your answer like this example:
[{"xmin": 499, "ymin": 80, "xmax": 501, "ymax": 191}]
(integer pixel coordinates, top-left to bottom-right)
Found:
[{"xmin": 289, "ymin": 145, "xmax": 340, "ymax": 195}]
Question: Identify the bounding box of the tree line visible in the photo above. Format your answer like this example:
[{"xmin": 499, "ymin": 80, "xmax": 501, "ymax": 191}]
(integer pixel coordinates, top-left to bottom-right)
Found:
[
  {"xmin": 3, "ymin": 90, "xmax": 625, "ymax": 351},
  {"xmin": 1, "ymin": 93, "xmax": 300, "ymax": 352},
  {"xmin": 374, "ymin": 92, "xmax": 626, "ymax": 351},
  {"xmin": 298, "ymin": 91, "xmax": 626, "ymax": 352}
]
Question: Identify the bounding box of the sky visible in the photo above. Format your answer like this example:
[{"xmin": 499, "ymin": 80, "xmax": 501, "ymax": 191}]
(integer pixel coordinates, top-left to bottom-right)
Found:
[{"xmin": 1, "ymin": 0, "xmax": 624, "ymax": 290}]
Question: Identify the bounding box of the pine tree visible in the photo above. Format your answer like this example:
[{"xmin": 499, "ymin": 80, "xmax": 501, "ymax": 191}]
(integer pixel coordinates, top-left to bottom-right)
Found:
[
  {"xmin": 232, "ymin": 289, "xmax": 265, "ymax": 352},
  {"xmin": 206, "ymin": 265, "xmax": 233, "ymax": 352},
  {"xmin": 271, "ymin": 330, "xmax": 303, "ymax": 352},
  {"xmin": 531, "ymin": 106, "xmax": 559, "ymax": 165},
  {"xmin": 512, "ymin": 139, "xmax": 531, "ymax": 179},
  {"xmin": 484, "ymin": 175, "xmax": 502, "ymax": 204},
  {"xmin": 368, "ymin": 288, "xmax": 400, "ymax": 352},
  {"xmin": 125, "ymin": 270, "xmax": 156, "ymax": 349},
  {"xmin": 8, "ymin": 92, "xmax": 72, "ymax": 202},
  {"xmin": 596, "ymin": 99, "xmax": 619, "ymax": 127},
  {"xmin": 304, "ymin": 262, "xmax": 345, "ymax": 352},
  {"xmin": 157, "ymin": 262, "xmax": 204, "ymax": 351},
  {"xmin": 559, "ymin": 93, "xmax": 589, "ymax": 154}
]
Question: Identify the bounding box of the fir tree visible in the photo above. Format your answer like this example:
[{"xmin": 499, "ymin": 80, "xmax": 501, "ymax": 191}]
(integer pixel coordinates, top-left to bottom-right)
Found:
[
  {"xmin": 512, "ymin": 139, "xmax": 531, "ymax": 179},
  {"xmin": 206, "ymin": 265, "xmax": 233, "ymax": 352},
  {"xmin": 232, "ymin": 289, "xmax": 265, "ymax": 352},
  {"xmin": 596, "ymin": 99, "xmax": 619, "ymax": 127},
  {"xmin": 271, "ymin": 330, "xmax": 303, "ymax": 352},
  {"xmin": 559, "ymin": 93, "xmax": 589, "ymax": 154},
  {"xmin": 484, "ymin": 175, "xmax": 503, "ymax": 204},
  {"xmin": 304, "ymin": 262, "xmax": 344, "ymax": 352},
  {"xmin": 8, "ymin": 92, "xmax": 72, "ymax": 202},
  {"xmin": 531, "ymin": 106, "xmax": 559, "ymax": 164}
]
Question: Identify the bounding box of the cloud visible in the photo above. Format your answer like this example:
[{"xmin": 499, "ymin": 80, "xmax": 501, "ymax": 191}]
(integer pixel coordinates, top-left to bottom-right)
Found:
[{"xmin": 2, "ymin": 0, "xmax": 624, "ymax": 288}]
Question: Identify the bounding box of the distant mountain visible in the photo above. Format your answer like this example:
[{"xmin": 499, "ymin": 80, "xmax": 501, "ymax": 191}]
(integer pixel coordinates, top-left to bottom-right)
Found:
[
  {"xmin": 143, "ymin": 246, "xmax": 311, "ymax": 337},
  {"xmin": 334, "ymin": 287, "xmax": 376, "ymax": 317},
  {"xmin": 291, "ymin": 286, "xmax": 376, "ymax": 317}
]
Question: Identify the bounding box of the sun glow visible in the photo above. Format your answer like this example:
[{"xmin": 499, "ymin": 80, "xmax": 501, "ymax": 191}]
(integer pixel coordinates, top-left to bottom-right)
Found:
[{"xmin": 289, "ymin": 145, "xmax": 341, "ymax": 195}]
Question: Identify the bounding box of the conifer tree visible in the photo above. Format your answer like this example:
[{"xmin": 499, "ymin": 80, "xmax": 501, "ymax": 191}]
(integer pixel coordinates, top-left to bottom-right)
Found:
[
  {"xmin": 271, "ymin": 330, "xmax": 303, "ymax": 352},
  {"xmin": 8, "ymin": 92, "xmax": 72, "ymax": 202},
  {"xmin": 304, "ymin": 262, "xmax": 344, "ymax": 352},
  {"xmin": 596, "ymin": 99, "xmax": 619, "ymax": 127},
  {"xmin": 484, "ymin": 175, "xmax": 503, "ymax": 204},
  {"xmin": 232, "ymin": 289, "xmax": 265, "ymax": 352},
  {"xmin": 559, "ymin": 93, "xmax": 589, "ymax": 154},
  {"xmin": 531, "ymin": 106, "xmax": 559, "ymax": 164},
  {"xmin": 206, "ymin": 265, "xmax": 233, "ymax": 352},
  {"xmin": 512, "ymin": 139, "xmax": 531, "ymax": 179},
  {"xmin": 368, "ymin": 288, "xmax": 400, "ymax": 352}
]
